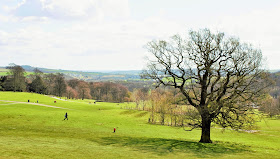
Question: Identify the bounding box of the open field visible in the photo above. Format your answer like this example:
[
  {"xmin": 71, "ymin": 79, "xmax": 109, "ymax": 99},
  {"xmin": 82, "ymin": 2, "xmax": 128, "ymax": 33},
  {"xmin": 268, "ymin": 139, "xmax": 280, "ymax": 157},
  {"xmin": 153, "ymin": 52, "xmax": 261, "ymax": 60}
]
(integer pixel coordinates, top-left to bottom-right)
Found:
[
  {"xmin": 0, "ymin": 70, "xmax": 34, "ymax": 76},
  {"xmin": 0, "ymin": 68, "xmax": 8, "ymax": 76},
  {"xmin": 0, "ymin": 92, "xmax": 279, "ymax": 158}
]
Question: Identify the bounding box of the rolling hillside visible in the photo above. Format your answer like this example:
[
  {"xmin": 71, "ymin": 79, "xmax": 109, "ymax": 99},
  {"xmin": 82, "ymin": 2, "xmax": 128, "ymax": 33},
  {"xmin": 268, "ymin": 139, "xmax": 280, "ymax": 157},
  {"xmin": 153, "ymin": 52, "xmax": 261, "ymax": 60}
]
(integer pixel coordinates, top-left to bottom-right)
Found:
[
  {"xmin": 0, "ymin": 92, "xmax": 280, "ymax": 158},
  {"xmin": 0, "ymin": 65, "xmax": 142, "ymax": 81}
]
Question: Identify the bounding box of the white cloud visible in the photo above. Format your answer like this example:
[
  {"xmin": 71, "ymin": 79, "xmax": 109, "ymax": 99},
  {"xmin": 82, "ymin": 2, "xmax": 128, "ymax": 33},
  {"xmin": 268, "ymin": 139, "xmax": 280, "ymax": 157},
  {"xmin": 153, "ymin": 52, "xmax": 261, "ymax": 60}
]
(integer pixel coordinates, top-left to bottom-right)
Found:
[
  {"xmin": 0, "ymin": 14, "xmax": 18, "ymax": 22},
  {"xmin": 0, "ymin": 14, "xmax": 185, "ymax": 70},
  {"xmin": 210, "ymin": 5, "xmax": 280, "ymax": 70},
  {"xmin": 0, "ymin": 0, "xmax": 279, "ymax": 70},
  {"xmin": 2, "ymin": 0, "xmax": 27, "ymax": 12},
  {"xmin": 41, "ymin": 0, "xmax": 96, "ymax": 17},
  {"xmin": 0, "ymin": 0, "xmax": 130, "ymax": 22},
  {"xmin": 39, "ymin": 0, "xmax": 129, "ymax": 20},
  {"xmin": 21, "ymin": 16, "xmax": 49, "ymax": 22}
]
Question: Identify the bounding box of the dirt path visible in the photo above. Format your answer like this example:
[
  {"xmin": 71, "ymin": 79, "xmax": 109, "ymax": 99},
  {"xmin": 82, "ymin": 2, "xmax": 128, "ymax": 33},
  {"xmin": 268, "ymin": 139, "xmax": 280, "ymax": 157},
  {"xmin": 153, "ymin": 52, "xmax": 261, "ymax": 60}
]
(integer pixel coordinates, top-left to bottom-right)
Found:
[
  {"xmin": 46, "ymin": 95, "xmax": 100, "ymax": 105},
  {"xmin": 0, "ymin": 100, "xmax": 72, "ymax": 110}
]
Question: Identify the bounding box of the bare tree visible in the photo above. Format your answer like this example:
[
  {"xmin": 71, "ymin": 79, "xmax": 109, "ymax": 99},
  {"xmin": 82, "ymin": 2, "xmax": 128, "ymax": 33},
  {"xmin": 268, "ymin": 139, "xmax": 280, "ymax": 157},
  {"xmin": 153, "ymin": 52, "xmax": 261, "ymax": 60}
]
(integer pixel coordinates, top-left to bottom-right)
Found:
[
  {"xmin": 259, "ymin": 95, "xmax": 280, "ymax": 117},
  {"xmin": 29, "ymin": 76, "xmax": 46, "ymax": 94},
  {"xmin": 150, "ymin": 88, "xmax": 172, "ymax": 125},
  {"xmin": 43, "ymin": 73, "xmax": 56, "ymax": 95},
  {"xmin": 29, "ymin": 68, "xmax": 46, "ymax": 94},
  {"xmin": 90, "ymin": 82, "xmax": 130, "ymax": 102},
  {"xmin": 54, "ymin": 73, "xmax": 66, "ymax": 97},
  {"xmin": 66, "ymin": 86, "xmax": 78, "ymax": 99},
  {"xmin": 68, "ymin": 79, "xmax": 80, "ymax": 89},
  {"xmin": 78, "ymin": 81, "xmax": 91, "ymax": 100},
  {"xmin": 6, "ymin": 64, "xmax": 26, "ymax": 92},
  {"xmin": 132, "ymin": 88, "xmax": 149, "ymax": 110},
  {"xmin": 142, "ymin": 28, "xmax": 272, "ymax": 143}
]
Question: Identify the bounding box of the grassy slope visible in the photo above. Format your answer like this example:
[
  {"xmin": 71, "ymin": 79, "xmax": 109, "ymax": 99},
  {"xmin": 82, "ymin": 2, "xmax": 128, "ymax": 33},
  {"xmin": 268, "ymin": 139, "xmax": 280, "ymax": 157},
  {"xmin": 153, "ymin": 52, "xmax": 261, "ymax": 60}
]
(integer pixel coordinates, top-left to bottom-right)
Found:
[
  {"xmin": 0, "ymin": 71, "xmax": 34, "ymax": 76},
  {"xmin": 0, "ymin": 92, "xmax": 279, "ymax": 159},
  {"xmin": 0, "ymin": 68, "xmax": 8, "ymax": 76}
]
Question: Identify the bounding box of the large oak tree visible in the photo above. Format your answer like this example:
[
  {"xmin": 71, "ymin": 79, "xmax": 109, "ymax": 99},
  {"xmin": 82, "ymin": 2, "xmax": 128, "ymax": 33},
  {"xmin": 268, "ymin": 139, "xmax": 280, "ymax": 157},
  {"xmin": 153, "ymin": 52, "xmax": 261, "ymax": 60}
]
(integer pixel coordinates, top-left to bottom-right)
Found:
[{"xmin": 142, "ymin": 29, "xmax": 271, "ymax": 143}]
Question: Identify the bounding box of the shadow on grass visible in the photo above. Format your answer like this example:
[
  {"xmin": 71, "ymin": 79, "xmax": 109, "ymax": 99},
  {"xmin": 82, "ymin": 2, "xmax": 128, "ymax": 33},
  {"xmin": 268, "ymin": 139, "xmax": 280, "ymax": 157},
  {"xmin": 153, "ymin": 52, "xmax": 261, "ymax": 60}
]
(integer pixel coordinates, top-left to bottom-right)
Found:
[
  {"xmin": 91, "ymin": 136, "xmax": 249, "ymax": 158},
  {"xmin": 134, "ymin": 112, "xmax": 148, "ymax": 118},
  {"xmin": 119, "ymin": 110, "xmax": 138, "ymax": 115}
]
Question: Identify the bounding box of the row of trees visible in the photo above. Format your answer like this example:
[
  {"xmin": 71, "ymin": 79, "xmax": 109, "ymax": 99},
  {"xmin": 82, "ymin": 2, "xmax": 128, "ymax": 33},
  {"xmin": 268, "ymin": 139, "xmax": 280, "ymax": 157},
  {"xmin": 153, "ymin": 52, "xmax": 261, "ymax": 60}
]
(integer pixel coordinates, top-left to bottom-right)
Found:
[
  {"xmin": 0, "ymin": 64, "xmax": 68, "ymax": 97},
  {"xmin": 128, "ymin": 88, "xmax": 205, "ymax": 127},
  {"xmin": 259, "ymin": 95, "xmax": 280, "ymax": 117},
  {"xmin": 90, "ymin": 82, "xmax": 129, "ymax": 102},
  {"xmin": 0, "ymin": 64, "xmax": 130, "ymax": 102},
  {"xmin": 130, "ymin": 87, "xmax": 274, "ymax": 130},
  {"xmin": 66, "ymin": 79, "xmax": 130, "ymax": 102}
]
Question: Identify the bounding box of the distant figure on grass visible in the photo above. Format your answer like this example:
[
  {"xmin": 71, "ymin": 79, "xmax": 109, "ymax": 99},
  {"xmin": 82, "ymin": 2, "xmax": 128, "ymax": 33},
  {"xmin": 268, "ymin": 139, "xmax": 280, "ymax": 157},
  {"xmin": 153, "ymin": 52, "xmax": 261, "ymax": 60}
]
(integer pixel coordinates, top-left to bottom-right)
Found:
[
  {"xmin": 64, "ymin": 112, "xmax": 68, "ymax": 120},
  {"xmin": 37, "ymin": 100, "xmax": 38, "ymax": 103},
  {"xmin": 113, "ymin": 128, "xmax": 116, "ymax": 133},
  {"xmin": 28, "ymin": 99, "xmax": 30, "ymax": 102},
  {"xmin": 54, "ymin": 101, "xmax": 56, "ymax": 103}
]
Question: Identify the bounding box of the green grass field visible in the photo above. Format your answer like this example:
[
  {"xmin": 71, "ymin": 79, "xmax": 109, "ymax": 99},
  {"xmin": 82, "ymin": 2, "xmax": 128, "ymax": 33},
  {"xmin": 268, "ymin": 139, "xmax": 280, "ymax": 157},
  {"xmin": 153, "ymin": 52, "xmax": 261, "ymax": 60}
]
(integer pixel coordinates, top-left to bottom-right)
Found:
[
  {"xmin": 0, "ymin": 92, "xmax": 279, "ymax": 158},
  {"xmin": 0, "ymin": 68, "xmax": 8, "ymax": 76},
  {"xmin": 0, "ymin": 70, "xmax": 34, "ymax": 76}
]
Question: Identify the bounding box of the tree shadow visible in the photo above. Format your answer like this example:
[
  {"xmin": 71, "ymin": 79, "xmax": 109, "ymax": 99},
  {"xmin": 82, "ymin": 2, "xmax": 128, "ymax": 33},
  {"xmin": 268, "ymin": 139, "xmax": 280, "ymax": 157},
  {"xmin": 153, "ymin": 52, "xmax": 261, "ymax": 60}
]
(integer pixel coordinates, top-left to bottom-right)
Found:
[
  {"xmin": 91, "ymin": 136, "xmax": 250, "ymax": 158},
  {"xmin": 119, "ymin": 110, "xmax": 138, "ymax": 115},
  {"xmin": 134, "ymin": 111, "xmax": 148, "ymax": 117}
]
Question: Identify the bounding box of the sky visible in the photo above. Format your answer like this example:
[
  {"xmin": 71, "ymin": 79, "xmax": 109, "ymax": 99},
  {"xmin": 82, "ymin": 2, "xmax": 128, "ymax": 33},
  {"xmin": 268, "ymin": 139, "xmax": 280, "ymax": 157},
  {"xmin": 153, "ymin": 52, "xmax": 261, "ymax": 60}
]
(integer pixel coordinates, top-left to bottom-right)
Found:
[{"xmin": 0, "ymin": 0, "xmax": 280, "ymax": 71}]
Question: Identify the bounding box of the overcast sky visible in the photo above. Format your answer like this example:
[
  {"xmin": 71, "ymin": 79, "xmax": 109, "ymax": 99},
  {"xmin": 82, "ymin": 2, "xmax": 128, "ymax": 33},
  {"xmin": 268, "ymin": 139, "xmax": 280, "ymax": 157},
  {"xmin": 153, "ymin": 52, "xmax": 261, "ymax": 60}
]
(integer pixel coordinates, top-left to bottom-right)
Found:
[{"xmin": 0, "ymin": 0, "xmax": 279, "ymax": 71}]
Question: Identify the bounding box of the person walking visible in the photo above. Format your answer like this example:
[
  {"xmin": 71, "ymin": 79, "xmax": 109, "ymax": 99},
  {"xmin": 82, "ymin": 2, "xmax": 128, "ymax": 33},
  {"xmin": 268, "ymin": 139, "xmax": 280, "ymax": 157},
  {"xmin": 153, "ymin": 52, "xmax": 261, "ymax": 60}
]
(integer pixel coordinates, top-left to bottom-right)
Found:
[
  {"xmin": 64, "ymin": 112, "xmax": 68, "ymax": 120},
  {"xmin": 113, "ymin": 128, "xmax": 116, "ymax": 133}
]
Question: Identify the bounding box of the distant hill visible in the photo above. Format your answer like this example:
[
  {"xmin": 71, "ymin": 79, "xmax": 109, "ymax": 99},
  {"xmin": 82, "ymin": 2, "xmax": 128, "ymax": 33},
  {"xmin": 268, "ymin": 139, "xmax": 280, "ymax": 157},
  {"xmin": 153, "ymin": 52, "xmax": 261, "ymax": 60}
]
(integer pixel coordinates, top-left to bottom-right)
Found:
[
  {"xmin": 3, "ymin": 65, "xmax": 278, "ymax": 82},
  {"xmin": 0, "ymin": 65, "xmax": 142, "ymax": 81}
]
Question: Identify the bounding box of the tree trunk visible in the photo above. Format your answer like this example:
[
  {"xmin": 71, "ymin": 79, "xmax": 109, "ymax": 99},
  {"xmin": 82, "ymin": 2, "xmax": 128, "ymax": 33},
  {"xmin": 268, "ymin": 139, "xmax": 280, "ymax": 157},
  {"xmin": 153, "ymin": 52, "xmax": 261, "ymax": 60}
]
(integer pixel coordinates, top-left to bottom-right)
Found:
[{"xmin": 199, "ymin": 115, "xmax": 212, "ymax": 143}]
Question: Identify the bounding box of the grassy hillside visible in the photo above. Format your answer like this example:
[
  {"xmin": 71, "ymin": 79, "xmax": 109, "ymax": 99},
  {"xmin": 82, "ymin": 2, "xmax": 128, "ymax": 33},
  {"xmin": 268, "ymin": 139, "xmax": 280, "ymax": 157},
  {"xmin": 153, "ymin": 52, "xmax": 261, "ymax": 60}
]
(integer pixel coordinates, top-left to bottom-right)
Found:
[
  {"xmin": 0, "ymin": 68, "xmax": 34, "ymax": 76},
  {"xmin": 0, "ymin": 92, "xmax": 279, "ymax": 158},
  {"xmin": 0, "ymin": 68, "xmax": 8, "ymax": 76}
]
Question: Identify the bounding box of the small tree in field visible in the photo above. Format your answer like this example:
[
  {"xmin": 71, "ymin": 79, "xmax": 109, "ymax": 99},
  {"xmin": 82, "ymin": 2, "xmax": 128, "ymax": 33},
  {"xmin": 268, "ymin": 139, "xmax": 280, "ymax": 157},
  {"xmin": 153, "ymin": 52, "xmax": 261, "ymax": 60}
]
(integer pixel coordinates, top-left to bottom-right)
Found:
[
  {"xmin": 142, "ymin": 28, "xmax": 272, "ymax": 143},
  {"xmin": 132, "ymin": 88, "xmax": 149, "ymax": 110},
  {"xmin": 150, "ymin": 89, "xmax": 172, "ymax": 125}
]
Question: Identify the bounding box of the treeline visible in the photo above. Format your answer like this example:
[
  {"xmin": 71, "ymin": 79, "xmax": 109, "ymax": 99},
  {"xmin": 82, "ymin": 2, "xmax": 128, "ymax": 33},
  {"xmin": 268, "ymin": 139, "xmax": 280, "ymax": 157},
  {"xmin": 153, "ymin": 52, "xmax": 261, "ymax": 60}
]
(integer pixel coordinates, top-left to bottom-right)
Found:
[
  {"xmin": 125, "ymin": 87, "xmax": 201, "ymax": 127},
  {"xmin": 258, "ymin": 95, "xmax": 280, "ymax": 117},
  {"xmin": 258, "ymin": 72, "xmax": 280, "ymax": 117},
  {"xmin": 1, "ymin": 64, "xmax": 279, "ymax": 119},
  {"xmin": 127, "ymin": 86, "xmax": 280, "ymax": 127},
  {"xmin": 0, "ymin": 64, "xmax": 130, "ymax": 102}
]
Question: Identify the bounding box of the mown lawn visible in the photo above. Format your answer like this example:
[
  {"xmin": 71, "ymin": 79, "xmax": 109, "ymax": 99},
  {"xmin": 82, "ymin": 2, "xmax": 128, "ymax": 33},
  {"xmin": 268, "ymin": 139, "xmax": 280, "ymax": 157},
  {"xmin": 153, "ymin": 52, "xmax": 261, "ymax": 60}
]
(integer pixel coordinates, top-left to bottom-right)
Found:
[{"xmin": 0, "ymin": 92, "xmax": 279, "ymax": 158}]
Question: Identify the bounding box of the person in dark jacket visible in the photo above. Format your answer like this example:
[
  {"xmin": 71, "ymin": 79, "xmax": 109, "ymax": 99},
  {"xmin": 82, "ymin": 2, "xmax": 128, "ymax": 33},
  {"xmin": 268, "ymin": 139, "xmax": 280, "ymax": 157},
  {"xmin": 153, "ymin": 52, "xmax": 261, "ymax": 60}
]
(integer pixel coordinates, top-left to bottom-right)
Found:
[{"xmin": 64, "ymin": 112, "xmax": 68, "ymax": 120}]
